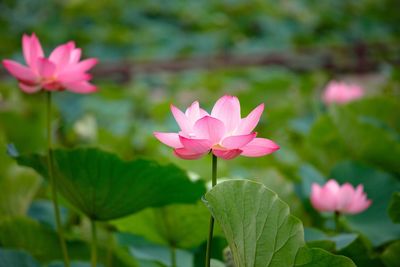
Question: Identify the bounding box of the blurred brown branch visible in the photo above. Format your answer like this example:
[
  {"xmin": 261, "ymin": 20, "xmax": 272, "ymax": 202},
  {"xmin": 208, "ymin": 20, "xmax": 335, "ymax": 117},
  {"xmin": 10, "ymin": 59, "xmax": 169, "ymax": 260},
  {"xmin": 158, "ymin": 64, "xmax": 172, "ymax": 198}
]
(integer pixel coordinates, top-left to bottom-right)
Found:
[{"xmin": 1, "ymin": 42, "xmax": 399, "ymax": 84}]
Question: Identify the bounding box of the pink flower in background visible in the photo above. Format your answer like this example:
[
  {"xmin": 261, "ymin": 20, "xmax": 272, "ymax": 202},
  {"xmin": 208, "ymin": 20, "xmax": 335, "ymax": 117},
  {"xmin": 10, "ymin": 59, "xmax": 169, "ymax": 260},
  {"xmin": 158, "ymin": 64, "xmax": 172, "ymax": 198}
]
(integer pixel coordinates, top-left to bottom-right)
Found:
[
  {"xmin": 322, "ymin": 81, "xmax": 364, "ymax": 105},
  {"xmin": 2, "ymin": 33, "xmax": 98, "ymax": 94},
  {"xmin": 154, "ymin": 95, "xmax": 280, "ymax": 160},
  {"xmin": 311, "ymin": 179, "xmax": 371, "ymax": 214}
]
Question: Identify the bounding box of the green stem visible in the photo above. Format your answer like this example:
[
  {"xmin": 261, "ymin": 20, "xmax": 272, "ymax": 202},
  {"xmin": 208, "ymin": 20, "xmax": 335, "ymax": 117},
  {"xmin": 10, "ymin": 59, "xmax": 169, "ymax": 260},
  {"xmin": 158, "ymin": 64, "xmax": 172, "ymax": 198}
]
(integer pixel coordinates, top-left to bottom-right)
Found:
[
  {"xmin": 205, "ymin": 154, "xmax": 218, "ymax": 267},
  {"xmin": 334, "ymin": 211, "xmax": 341, "ymax": 233},
  {"xmin": 91, "ymin": 220, "xmax": 97, "ymax": 267},
  {"xmin": 106, "ymin": 228, "xmax": 113, "ymax": 267},
  {"xmin": 170, "ymin": 245, "xmax": 177, "ymax": 267},
  {"xmin": 46, "ymin": 92, "xmax": 70, "ymax": 267}
]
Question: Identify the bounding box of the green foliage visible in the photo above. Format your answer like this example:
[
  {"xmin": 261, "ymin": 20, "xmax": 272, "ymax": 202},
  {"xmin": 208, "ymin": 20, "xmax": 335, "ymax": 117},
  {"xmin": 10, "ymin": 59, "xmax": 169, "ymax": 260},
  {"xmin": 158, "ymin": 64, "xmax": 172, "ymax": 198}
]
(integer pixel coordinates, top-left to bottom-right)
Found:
[
  {"xmin": 113, "ymin": 201, "xmax": 210, "ymax": 249},
  {"xmin": 388, "ymin": 192, "xmax": 400, "ymax": 223},
  {"xmin": 0, "ymin": 217, "xmax": 138, "ymax": 266},
  {"xmin": 204, "ymin": 180, "xmax": 355, "ymax": 267},
  {"xmin": 15, "ymin": 148, "xmax": 206, "ymax": 221},
  {"xmin": 381, "ymin": 241, "xmax": 400, "ymax": 267},
  {"xmin": 0, "ymin": 166, "xmax": 41, "ymax": 217}
]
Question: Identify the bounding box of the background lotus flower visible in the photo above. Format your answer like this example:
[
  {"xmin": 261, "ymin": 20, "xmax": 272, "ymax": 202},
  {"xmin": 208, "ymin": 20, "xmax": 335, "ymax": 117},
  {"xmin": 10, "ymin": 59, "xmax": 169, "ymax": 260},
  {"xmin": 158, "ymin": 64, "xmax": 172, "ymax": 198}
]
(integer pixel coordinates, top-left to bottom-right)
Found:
[
  {"xmin": 311, "ymin": 179, "xmax": 372, "ymax": 214},
  {"xmin": 322, "ymin": 81, "xmax": 364, "ymax": 105},
  {"xmin": 154, "ymin": 95, "xmax": 280, "ymax": 160},
  {"xmin": 2, "ymin": 33, "xmax": 98, "ymax": 94}
]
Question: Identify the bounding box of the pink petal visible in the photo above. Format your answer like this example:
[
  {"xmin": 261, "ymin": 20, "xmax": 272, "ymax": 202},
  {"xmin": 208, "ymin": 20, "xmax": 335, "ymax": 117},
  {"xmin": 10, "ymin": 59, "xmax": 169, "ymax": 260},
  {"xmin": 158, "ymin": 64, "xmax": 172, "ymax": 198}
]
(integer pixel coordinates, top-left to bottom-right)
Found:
[
  {"xmin": 212, "ymin": 148, "xmax": 242, "ymax": 160},
  {"xmin": 337, "ymin": 183, "xmax": 355, "ymax": 212},
  {"xmin": 179, "ymin": 136, "xmax": 211, "ymax": 154},
  {"xmin": 310, "ymin": 184, "xmax": 327, "ymax": 212},
  {"xmin": 171, "ymin": 104, "xmax": 192, "ymax": 133},
  {"xmin": 18, "ymin": 82, "xmax": 41, "ymax": 94},
  {"xmin": 69, "ymin": 58, "xmax": 98, "ymax": 73},
  {"xmin": 211, "ymin": 95, "xmax": 241, "ymax": 133},
  {"xmin": 58, "ymin": 72, "xmax": 92, "ymax": 83},
  {"xmin": 319, "ymin": 180, "xmax": 340, "ymax": 211},
  {"xmin": 221, "ymin": 133, "xmax": 256, "ymax": 149},
  {"xmin": 185, "ymin": 101, "xmax": 208, "ymax": 122},
  {"xmin": 193, "ymin": 116, "xmax": 225, "ymax": 144},
  {"xmin": 153, "ymin": 132, "xmax": 182, "ymax": 148},
  {"xmin": 37, "ymin": 58, "xmax": 56, "ymax": 78},
  {"xmin": 49, "ymin": 42, "xmax": 74, "ymax": 68},
  {"xmin": 240, "ymin": 138, "xmax": 279, "ymax": 157},
  {"xmin": 2, "ymin": 60, "xmax": 38, "ymax": 83},
  {"xmin": 174, "ymin": 148, "xmax": 206, "ymax": 160},
  {"xmin": 235, "ymin": 103, "xmax": 264, "ymax": 135},
  {"xmin": 70, "ymin": 48, "xmax": 82, "ymax": 64},
  {"xmin": 26, "ymin": 33, "xmax": 44, "ymax": 72},
  {"xmin": 62, "ymin": 81, "xmax": 97, "ymax": 94}
]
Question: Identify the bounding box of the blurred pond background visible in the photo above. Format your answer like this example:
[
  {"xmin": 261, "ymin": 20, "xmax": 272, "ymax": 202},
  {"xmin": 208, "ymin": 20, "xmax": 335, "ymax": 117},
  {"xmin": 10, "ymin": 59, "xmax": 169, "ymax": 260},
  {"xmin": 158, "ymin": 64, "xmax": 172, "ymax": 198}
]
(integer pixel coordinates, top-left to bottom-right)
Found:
[{"xmin": 0, "ymin": 1, "xmax": 399, "ymax": 266}]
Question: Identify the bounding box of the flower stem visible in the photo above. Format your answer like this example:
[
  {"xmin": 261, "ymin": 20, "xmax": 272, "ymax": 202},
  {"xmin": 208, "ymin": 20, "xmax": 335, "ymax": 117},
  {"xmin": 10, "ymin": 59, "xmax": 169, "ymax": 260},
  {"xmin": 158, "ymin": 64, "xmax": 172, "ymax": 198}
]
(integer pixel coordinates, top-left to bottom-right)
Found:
[
  {"xmin": 91, "ymin": 219, "xmax": 97, "ymax": 267},
  {"xmin": 334, "ymin": 211, "xmax": 341, "ymax": 233},
  {"xmin": 205, "ymin": 154, "xmax": 218, "ymax": 267},
  {"xmin": 46, "ymin": 92, "xmax": 70, "ymax": 267},
  {"xmin": 170, "ymin": 245, "xmax": 177, "ymax": 267}
]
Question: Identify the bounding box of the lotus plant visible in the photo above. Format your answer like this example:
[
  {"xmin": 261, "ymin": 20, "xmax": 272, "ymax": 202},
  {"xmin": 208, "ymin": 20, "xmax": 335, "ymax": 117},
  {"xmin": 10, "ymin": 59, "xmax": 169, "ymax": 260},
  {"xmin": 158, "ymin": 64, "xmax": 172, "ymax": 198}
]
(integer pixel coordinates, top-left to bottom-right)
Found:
[
  {"xmin": 322, "ymin": 81, "xmax": 364, "ymax": 105},
  {"xmin": 154, "ymin": 95, "xmax": 279, "ymax": 267},
  {"xmin": 311, "ymin": 179, "xmax": 372, "ymax": 231},
  {"xmin": 2, "ymin": 33, "xmax": 98, "ymax": 267}
]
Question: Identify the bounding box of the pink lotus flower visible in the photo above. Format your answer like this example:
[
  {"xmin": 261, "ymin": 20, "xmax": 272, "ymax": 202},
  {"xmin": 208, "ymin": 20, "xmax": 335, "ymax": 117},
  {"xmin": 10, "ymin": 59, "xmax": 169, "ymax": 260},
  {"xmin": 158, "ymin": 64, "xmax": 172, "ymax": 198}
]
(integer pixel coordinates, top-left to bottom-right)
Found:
[
  {"xmin": 2, "ymin": 33, "xmax": 98, "ymax": 94},
  {"xmin": 322, "ymin": 81, "xmax": 364, "ymax": 105},
  {"xmin": 311, "ymin": 179, "xmax": 372, "ymax": 214},
  {"xmin": 154, "ymin": 95, "xmax": 280, "ymax": 160}
]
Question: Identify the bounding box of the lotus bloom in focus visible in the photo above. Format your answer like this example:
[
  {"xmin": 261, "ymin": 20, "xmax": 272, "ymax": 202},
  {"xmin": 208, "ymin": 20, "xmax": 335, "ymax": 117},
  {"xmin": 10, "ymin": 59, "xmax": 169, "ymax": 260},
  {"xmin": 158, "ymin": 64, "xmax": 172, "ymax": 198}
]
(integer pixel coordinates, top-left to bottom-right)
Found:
[
  {"xmin": 311, "ymin": 179, "xmax": 371, "ymax": 214},
  {"xmin": 322, "ymin": 81, "xmax": 364, "ymax": 105},
  {"xmin": 2, "ymin": 33, "xmax": 98, "ymax": 94},
  {"xmin": 154, "ymin": 95, "xmax": 280, "ymax": 160}
]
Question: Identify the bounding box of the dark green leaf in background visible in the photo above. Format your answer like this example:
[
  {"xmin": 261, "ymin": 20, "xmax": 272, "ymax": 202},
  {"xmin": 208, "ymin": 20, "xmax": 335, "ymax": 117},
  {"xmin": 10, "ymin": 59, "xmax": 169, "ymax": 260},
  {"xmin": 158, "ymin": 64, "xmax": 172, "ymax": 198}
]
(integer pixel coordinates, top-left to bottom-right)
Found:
[{"xmin": 15, "ymin": 148, "xmax": 206, "ymax": 221}]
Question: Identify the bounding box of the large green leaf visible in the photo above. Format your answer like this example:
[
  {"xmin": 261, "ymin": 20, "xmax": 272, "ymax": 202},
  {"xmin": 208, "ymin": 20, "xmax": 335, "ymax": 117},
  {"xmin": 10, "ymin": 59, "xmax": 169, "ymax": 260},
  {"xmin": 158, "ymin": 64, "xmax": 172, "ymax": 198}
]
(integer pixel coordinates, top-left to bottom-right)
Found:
[
  {"xmin": 0, "ymin": 217, "xmax": 138, "ymax": 266},
  {"xmin": 15, "ymin": 148, "xmax": 205, "ymax": 221},
  {"xmin": 331, "ymin": 161, "xmax": 400, "ymax": 246},
  {"xmin": 113, "ymin": 201, "xmax": 210, "ymax": 248},
  {"xmin": 294, "ymin": 247, "xmax": 355, "ymax": 267},
  {"xmin": 204, "ymin": 180, "xmax": 355, "ymax": 267},
  {"xmin": 388, "ymin": 192, "xmax": 400, "ymax": 223},
  {"xmin": 0, "ymin": 249, "xmax": 40, "ymax": 267}
]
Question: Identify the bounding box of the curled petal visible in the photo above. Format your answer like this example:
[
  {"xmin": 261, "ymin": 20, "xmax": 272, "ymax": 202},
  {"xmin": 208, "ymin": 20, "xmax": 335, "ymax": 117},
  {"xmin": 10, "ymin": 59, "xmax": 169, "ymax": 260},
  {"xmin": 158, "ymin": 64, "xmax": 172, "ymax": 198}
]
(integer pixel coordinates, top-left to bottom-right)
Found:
[
  {"xmin": 235, "ymin": 103, "xmax": 264, "ymax": 135},
  {"xmin": 18, "ymin": 82, "xmax": 41, "ymax": 94},
  {"xmin": 2, "ymin": 60, "xmax": 38, "ymax": 84},
  {"xmin": 211, "ymin": 95, "xmax": 241, "ymax": 133},
  {"xmin": 221, "ymin": 133, "xmax": 256, "ymax": 149},
  {"xmin": 193, "ymin": 116, "xmax": 225, "ymax": 144},
  {"xmin": 310, "ymin": 184, "xmax": 327, "ymax": 211},
  {"xmin": 174, "ymin": 148, "xmax": 206, "ymax": 160},
  {"xmin": 153, "ymin": 132, "xmax": 182, "ymax": 148},
  {"xmin": 171, "ymin": 104, "xmax": 192, "ymax": 133},
  {"xmin": 179, "ymin": 136, "xmax": 211, "ymax": 154},
  {"xmin": 212, "ymin": 148, "xmax": 242, "ymax": 160},
  {"xmin": 240, "ymin": 138, "xmax": 279, "ymax": 157}
]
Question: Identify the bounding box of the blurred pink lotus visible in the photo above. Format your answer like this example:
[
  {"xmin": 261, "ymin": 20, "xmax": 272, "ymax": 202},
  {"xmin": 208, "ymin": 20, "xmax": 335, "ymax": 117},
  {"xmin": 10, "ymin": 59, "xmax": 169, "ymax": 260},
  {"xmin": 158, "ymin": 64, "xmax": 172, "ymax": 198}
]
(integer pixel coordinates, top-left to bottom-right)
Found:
[
  {"xmin": 322, "ymin": 81, "xmax": 364, "ymax": 105},
  {"xmin": 2, "ymin": 33, "xmax": 98, "ymax": 94},
  {"xmin": 311, "ymin": 179, "xmax": 371, "ymax": 214},
  {"xmin": 154, "ymin": 95, "xmax": 280, "ymax": 160}
]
